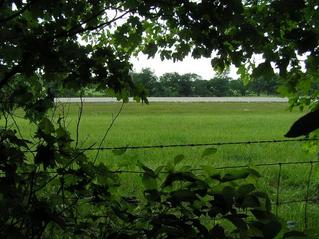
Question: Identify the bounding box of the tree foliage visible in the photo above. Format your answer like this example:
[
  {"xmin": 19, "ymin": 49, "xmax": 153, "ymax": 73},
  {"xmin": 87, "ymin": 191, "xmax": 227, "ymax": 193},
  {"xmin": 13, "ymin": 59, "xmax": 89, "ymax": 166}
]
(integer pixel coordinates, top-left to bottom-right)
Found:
[
  {"xmin": 1, "ymin": 1, "xmax": 319, "ymax": 107},
  {"xmin": 1, "ymin": 0, "xmax": 318, "ymax": 238},
  {"xmin": 130, "ymin": 69, "xmax": 278, "ymax": 97}
]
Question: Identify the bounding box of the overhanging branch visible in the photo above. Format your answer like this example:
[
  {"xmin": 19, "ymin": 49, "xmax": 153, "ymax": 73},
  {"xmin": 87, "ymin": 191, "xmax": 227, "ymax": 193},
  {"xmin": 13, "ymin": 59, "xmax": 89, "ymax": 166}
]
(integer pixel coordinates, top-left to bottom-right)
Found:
[
  {"xmin": 0, "ymin": 1, "xmax": 35, "ymax": 24},
  {"xmin": 57, "ymin": 9, "xmax": 135, "ymax": 38}
]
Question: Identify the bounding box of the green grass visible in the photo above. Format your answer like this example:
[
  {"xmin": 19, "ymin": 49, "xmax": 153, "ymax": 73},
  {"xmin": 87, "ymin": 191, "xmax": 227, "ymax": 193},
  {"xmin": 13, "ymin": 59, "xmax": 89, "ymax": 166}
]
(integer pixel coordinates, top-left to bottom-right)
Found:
[
  {"xmin": 5, "ymin": 102, "xmax": 319, "ymax": 234},
  {"xmin": 54, "ymin": 102, "xmax": 311, "ymax": 167}
]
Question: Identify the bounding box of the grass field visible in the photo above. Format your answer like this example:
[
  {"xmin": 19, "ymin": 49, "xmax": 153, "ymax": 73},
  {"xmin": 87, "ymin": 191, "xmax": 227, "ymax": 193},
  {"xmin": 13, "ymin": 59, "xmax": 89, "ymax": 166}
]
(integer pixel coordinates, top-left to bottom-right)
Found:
[{"xmin": 6, "ymin": 102, "xmax": 319, "ymax": 234}]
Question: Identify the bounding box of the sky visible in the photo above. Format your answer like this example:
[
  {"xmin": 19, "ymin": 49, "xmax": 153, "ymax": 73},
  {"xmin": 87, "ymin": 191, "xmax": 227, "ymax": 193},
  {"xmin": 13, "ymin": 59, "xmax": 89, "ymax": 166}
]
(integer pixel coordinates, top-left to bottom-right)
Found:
[{"xmin": 130, "ymin": 53, "xmax": 240, "ymax": 80}]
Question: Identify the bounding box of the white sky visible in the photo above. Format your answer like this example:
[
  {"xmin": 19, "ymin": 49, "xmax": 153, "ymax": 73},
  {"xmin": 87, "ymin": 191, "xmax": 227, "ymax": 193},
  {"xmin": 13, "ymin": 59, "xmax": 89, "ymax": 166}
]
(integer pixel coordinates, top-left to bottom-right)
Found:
[
  {"xmin": 130, "ymin": 53, "xmax": 240, "ymax": 80},
  {"xmin": 131, "ymin": 52, "xmax": 310, "ymax": 80}
]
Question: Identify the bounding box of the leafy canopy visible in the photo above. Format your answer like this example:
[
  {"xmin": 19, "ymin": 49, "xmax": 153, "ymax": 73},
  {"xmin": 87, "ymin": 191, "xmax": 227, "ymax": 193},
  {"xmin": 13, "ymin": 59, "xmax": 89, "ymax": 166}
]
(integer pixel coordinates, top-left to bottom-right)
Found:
[{"xmin": 1, "ymin": 0, "xmax": 319, "ymax": 114}]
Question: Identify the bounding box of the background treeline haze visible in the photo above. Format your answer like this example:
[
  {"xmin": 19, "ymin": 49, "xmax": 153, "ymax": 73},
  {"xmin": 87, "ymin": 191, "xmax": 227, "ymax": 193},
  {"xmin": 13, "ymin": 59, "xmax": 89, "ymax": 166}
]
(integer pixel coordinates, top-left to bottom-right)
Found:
[{"xmin": 61, "ymin": 68, "xmax": 279, "ymax": 97}]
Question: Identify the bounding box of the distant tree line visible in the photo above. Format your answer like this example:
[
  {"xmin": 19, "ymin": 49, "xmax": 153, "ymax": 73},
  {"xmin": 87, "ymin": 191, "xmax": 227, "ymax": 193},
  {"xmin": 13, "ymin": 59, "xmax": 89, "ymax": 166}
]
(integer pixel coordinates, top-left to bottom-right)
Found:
[
  {"xmin": 131, "ymin": 68, "xmax": 278, "ymax": 97},
  {"xmin": 59, "ymin": 68, "xmax": 279, "ymax": 97}
]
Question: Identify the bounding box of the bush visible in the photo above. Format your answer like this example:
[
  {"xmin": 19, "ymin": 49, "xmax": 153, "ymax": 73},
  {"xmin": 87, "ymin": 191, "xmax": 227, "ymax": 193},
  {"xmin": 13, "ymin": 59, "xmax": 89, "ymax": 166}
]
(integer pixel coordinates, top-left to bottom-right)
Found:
[{"xmin": 0, "ymin": 122, "xmax": 292, "ymax": 238}]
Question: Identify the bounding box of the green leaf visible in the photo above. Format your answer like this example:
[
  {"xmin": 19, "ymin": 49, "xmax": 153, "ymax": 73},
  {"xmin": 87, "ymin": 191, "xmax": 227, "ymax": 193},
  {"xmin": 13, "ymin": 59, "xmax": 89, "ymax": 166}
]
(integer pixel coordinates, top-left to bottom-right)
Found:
[
  {"xmin": 209, "ymin": 224, "xmax": 226, "ymax": 238},
  {"xmin": 211, "ymin": 58, "xmax": 226, "ymax": 73},
  {"xmin": 285, "ymin": 108, "xmax": 319, "ymax": 138},
  {"xmin": 245, "ymin": 225, "xmax": 264, "ymax": 238},
  {"xmin": 220, "ymin": 171, "xmax": 248, "ymax": 182},
  {"xmin": 222, "ymin": 186, "xmax": 236, "ymax": 204},
  {"xmin": 251, "ymin": 209, "xmax": 276, "ymax": 222},
  {"xmin": 283, "ymin": 231, "xmax": 307, "ymax": 238},
  {"xmin": 237, "ymin": 65, "xmax": 250, "ymax": 85},
  {"xmin": 201, "ymin": 147, "xmax": 217, "ymax": 158},
  {"xmin": 252, "ymin": 61, "xmax": 274, "ymax": 80},
  {"xmin": 162, "ymin": 172, "xmax": 197, "ymax": 188},
  {"xmin": 35, "ymin": 144, "xmax": 56, "ymax": 169},
  {"xmin": 237, "ymin": 184, "xmax": 256, "ymax": 197},
  {"xmin": 154, "ymin": 166, "xmax": 165, "ymax": 176},
  {"xmin": 38, "ymin": 117, "xmax": 55, "ymax": 135},
  {"xmin": 137, "ymin": 161, "xmax": 156, "ymax": 177},
  {"xmin": 96, "ymin": 163, "xmax": 115, "ymax": 185},
  {"xmin": 144, "ymin": 189, "xmax": 161, "ymax": 202},
  {"xmin": 241, "ymin": 195, "xmax": 260, "ymax": 208},
  {"xmin": 245, "ymin": 168, "xmax": 261, "ymax": 178},
  {"xmin": 143, "ymin": 43, "xmax": 158, "ymax": 57},
  {"xmin": 174, "ymin": 154, "xmax": 185, "ymax": 165},
  {"xmin": 142, "ymin": 172, "xmax": 158, "ymax": 190},
  {"xmin": 224, "ymin": 214, "xmax": 248, "ymax": 230},
  {"xmin": 168, "ymin": 189, "xmax": 198, "ymax": 204},
  {"xmin": 112, "ymin": 146, "xmax": 128, "ymax": 155},
  {"xmin": 262, "ymin": 220, "xmax": 282, "ymax": 238}
]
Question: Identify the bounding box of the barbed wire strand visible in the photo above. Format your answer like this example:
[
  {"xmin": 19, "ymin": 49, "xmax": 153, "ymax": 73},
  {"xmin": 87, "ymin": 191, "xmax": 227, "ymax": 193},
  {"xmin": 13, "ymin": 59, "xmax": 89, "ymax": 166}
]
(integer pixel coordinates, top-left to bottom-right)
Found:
[
  {"xmin": 19, "ymin": 138, "xmax": 319, "ymax": 154},
  {"xmin": 83, "ymin": 138, "xmax": 319, "ymax": 151},
  {"xmin": 111, "ymin": 160, "xmax": 319, "ymax": 174},
  {"xmin": 2, "ymin": 160, "xmax": 319, "ymax": 176}
]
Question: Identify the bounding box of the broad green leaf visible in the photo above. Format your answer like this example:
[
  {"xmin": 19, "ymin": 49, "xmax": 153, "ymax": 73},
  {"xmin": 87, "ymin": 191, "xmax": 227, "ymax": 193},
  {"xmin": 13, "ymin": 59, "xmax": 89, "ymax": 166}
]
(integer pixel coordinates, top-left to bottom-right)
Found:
[
  {"xmin": 137, "ymin": 161, "xmax": 156, "ymax": 177},
  {"xmin": 168, "ymin": 189, "xmax": 198, "ymax": 204},
  {"xmin": 112, "ymin": 146, "xmax": 128, "ymax": 155},
  {"xmin": 144, "ymin": 189, "xmax": 161, "ymax": 202},
  {"xmin": 162, "ymin": 172, "xmax": 197, "ymax": 188},
  {"xmin": 38, "ymin": 117, "xmax": 55, "ymax": 134},
  {"xmin": 252, "ymin": 61, "xmax": 274, "ymax": 80},
  {"xmin": 262, "ymin": 220, "xmax": 282, "ymax": 238},
  {"xmin": 237, "ymin": 184, "xmax": 256, "ymax": 197},
  {"xmin": 201, "ymin": 147, "xmax": 217, "ymax": 158},
  {"xmin": 174, "ymin": 154, "xmax": 185, "ymax": 165},
  {"xmin": 237, "ymin": 65, "xmax": 250, "ymax": 85},
  {"xmin": 154, "ymin": 166, "xmax": 165, "ymax": 176},
  {"xmin": 142, "ymin": 172, "xmax": 158, "ymax": 190},
  {"xmin": 224, "ymin": 214, "xmax": 247, "ymax": 229},
  {"xmin": 283, "ymin": 231, "xmax": 307, "ymax": 238},
  {"xmin": 209, "ymin": 224, "xmax": 226, "ymax": 238},
  {"xmin": 245, "ymin": 225, "xmax": 264, "ymax": 238}
]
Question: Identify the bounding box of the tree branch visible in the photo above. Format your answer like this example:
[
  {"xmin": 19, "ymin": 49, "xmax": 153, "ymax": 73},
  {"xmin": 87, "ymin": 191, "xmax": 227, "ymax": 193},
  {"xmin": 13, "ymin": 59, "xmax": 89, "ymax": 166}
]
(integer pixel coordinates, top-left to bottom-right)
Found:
[
  {"xmin": 93, "ymin": 102, "xmax": 125, "ymax": 164},
  {"xmin": 0, "ymin": 1, "xmax": 34, "ymax": 24},
  {"xmin": 34, "ymin": 143, "xmax": 96, "ymax": 193},
  {"xmin": 57, "ymin": 9, "xmax": 134, "ymax": 38},
  {"xmin": 75, "ymin": 91, "xmax": 84, "ymax": 148},
  {"xmin": 83, "ymin": 10, "xmax": 132, "ymax": 32},
  {"xmin": 63, "ymin": 7, "xmax": 108, "ymax": 37},
  {"xmin": 1, "ymin": 108, "xmax": 8, "ymax": 129}
]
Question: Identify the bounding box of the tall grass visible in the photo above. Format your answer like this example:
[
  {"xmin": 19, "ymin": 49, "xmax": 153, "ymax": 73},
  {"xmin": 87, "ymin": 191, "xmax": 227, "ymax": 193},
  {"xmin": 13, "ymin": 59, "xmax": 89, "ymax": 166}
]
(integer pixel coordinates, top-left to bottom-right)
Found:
[{"xmin": 4, "ymin": 102, "xmax": 319, "ymax": 233}]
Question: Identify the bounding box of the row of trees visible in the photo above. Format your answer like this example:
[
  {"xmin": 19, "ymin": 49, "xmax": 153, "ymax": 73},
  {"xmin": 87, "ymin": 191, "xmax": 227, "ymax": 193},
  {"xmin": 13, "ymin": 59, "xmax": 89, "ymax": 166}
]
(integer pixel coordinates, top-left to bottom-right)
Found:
[
  {"xmin": 61, "ymin": 68, "xmax": 279, "ymax": 97},
  {"xmin": 131, "ymin": 68, "xmax": 278, "ymax": 97}
]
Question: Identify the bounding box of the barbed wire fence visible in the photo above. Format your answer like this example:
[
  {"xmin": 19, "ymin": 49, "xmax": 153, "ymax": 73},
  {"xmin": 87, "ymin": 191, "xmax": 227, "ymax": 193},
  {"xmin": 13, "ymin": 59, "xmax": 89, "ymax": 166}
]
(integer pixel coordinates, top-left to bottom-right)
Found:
[
  {"xmin": 86, "ymin": 138, "xmax": 319, "ymax": 231},
  {"xmin": 81, "ymin": 138, "xmax": 319, "ymax": 151},
  {"xmin": 4, "ymin": 138, "xmax": 319, "ymax": 230}
]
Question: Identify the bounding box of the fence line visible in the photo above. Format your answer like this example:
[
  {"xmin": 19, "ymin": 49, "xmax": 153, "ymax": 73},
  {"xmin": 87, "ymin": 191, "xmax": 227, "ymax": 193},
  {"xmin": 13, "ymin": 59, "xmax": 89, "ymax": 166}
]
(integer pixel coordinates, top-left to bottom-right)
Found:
[
  {"xmin": 30, "ymin": 160, "xmax": 318, "ymax": 230},
  {"xmin": 5, "ymin": 138, "xmax": 319, "ymax": 230},
  {"xmin": 110, "ymin": 160, "xmax": 319, "ymax": 174},
  {"xmin": 81, "ymin": 138, "xmax": 319, "ymax": 151},
  {"xmin": 1, "ymin": 159, "xmax": 318, "ymax": 229},
  {"xmin": 3, "ymin": 159, "xmax": 318, "ymax": 176},
  {"xmin": 22, "ymin": 138, "xmax": 319, "ymax": 154}
]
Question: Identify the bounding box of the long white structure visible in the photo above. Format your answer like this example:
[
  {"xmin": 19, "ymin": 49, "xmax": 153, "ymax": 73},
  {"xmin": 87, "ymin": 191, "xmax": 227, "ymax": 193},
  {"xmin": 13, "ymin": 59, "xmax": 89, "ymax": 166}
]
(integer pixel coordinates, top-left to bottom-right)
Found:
[{"xmin": 55, "ymin": 97, "xmax": 288, "ymax": 103}]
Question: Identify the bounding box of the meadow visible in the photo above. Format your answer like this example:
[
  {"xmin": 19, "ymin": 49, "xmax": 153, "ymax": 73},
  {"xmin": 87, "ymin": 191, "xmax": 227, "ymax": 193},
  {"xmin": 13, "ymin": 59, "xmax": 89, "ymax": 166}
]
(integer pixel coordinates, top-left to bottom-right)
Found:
[{"xmin": 7, "ymin": 102, "xmax": 319, "ymax": 234}]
